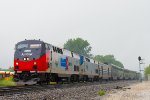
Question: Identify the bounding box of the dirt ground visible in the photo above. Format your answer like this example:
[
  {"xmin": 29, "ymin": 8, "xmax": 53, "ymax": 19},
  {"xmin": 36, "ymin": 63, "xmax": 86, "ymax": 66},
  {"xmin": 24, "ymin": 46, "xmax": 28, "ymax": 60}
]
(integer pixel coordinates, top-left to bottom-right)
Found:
[{"xmin": 94, "ymin": 81, "xmax": 150, "ymax": 100}]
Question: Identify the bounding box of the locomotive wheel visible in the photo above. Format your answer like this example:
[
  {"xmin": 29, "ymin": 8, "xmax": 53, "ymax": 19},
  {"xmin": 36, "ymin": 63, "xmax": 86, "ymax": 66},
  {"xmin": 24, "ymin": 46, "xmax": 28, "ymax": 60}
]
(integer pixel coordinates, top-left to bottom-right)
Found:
[
  {"xmin": 70, "ymin": 75, "xmax": 74, "ymax": 83},
  {"xmin": 70, "ymin": 75, "xmax": 79, "ymax": 83}
]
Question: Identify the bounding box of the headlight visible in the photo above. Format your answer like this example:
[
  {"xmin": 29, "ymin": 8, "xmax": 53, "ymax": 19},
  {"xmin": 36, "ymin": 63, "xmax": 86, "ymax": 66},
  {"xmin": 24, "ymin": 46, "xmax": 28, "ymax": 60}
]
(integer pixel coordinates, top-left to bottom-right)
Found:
[
  {"xmin": 24, "ymin": 58, "xmax": 26, "ymax": 61},
  {"xmin": 27, "ymin": 58, "xmax": 29, "ymax": 61},
  {"xmin": 34, "ymin": 62, "xmax": 37, "ymax": 65},
  {"xmin": 16, "ymin": 62, "xmax": 19, "ymax": 65}
]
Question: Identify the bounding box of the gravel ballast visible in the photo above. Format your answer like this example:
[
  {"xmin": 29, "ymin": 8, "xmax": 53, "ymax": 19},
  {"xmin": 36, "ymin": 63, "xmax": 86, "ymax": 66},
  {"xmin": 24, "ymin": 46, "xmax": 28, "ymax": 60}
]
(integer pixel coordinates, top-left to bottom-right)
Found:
[{"xmin": 0, "ymin": 81, "xmax": 138, "ymax": 100}]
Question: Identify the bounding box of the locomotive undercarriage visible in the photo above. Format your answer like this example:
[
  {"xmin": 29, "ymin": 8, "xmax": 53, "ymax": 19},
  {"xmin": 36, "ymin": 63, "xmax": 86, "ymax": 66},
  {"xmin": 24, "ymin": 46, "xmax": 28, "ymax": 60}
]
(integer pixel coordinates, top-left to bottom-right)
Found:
[
  {"xmin": 14, "ymin": 71, "xmax": 103, "ymax": 85},
  {"xmin": 13, "ymin": 71, "xmax": 136, "ymax": 85},
  {"xmin": 14, "ymin": 71, "xmax": 40, "ymax": 83}
]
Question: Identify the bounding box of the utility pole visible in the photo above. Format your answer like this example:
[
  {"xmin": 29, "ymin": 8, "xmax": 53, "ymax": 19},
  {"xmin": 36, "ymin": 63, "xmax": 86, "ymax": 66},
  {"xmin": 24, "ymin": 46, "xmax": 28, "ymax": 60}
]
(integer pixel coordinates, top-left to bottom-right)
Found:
[{"xmin": 138, "ymin": 56, "xmax": 144, "ymax": 82}]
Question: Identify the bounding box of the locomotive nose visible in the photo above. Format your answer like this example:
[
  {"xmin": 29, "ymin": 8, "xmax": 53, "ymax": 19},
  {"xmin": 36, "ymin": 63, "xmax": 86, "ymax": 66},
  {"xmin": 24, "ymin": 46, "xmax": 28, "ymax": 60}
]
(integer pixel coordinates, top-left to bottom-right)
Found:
[{"xmin": 14, "ymin": 60, "xmax": 38, "ymax": 71}]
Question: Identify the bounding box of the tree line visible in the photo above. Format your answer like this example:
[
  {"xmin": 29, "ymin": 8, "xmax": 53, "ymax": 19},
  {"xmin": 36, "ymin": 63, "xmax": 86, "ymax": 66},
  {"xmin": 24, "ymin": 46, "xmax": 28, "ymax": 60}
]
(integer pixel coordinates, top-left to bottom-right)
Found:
[
  {"xmin": 64, "ymin": 38, "xmax": 150, "ymax": 77},
  {"xmin": 64, "ymin": 38, "xmax": 124, "ymax": 68},
  {"xmin": 0, "ymin": 67, "xmax": 14, "ymax": 72},
  {"xmin": 144, "ymin": 65, "xmax": 150, "ymax": 80}
]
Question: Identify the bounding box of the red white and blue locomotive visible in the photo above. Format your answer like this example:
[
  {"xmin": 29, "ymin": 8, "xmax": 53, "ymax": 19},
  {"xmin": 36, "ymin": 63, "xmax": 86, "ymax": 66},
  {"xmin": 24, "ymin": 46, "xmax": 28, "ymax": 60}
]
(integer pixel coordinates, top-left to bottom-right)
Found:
[{"xmin": 14, "ymin": 39, "xmax": 140, "ymax": 84}]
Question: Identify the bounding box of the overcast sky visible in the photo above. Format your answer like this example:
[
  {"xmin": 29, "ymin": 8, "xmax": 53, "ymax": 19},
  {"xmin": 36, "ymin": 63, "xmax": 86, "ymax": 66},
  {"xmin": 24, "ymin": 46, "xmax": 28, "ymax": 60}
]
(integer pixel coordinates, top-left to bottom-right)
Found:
[{"xmin": 0, "ymin": 0, "xmax": 149, "ymax": 71}]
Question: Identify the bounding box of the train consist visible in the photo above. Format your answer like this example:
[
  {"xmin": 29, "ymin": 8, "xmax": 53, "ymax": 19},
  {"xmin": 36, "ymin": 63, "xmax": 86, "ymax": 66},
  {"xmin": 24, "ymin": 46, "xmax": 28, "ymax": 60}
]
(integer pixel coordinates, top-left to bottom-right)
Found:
[{"xmin": 14, "ymin": 40, "xmax": 140, "ymax": 84}]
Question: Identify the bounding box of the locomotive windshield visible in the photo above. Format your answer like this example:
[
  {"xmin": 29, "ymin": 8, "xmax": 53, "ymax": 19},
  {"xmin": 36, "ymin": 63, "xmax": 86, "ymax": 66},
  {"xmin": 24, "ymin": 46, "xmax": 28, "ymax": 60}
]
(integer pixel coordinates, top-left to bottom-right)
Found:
[
  {"xmin": 17, "ymin": 44, "xmax": 41, "ymax": 49},
  {"xmin": 17, "ymin": 44, "xmax": 28, "ymax": 49},
  {"xmin": 30, "ymin": 44, "xmax": 41, "ymax": 48}
]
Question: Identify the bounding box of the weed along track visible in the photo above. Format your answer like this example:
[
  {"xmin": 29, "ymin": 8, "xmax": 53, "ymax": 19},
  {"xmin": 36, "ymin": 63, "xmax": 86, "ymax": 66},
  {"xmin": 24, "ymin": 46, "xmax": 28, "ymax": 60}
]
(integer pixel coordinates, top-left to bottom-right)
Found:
[{"xmin": 0, "ymin": 80, "xmax": 138, "ymax": 100}]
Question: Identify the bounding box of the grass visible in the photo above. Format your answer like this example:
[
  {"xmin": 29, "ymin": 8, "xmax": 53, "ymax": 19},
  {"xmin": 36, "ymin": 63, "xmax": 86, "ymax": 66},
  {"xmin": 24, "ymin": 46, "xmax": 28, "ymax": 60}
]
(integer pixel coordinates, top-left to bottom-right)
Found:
[
  {"xmin": 0, "ymin": 77, "xmax": 16, "ymax": 87},
  {"xmin": 97, "ymin": 90, "xmax": 106, "ymax": 96},
  {"xmin": 50, "ymin": 82, "xmax": 57, "ymax": 85}
]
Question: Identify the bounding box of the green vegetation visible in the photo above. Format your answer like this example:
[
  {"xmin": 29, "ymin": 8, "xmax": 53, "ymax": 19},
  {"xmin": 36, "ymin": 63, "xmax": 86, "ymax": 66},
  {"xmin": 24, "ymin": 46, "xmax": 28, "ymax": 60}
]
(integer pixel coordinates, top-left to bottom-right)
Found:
[
  {"xmin": 144, "ymin": 65, "xmax": 150, "ymax": 80},
  {"xmin": 64, "ymin": 38, "xmax": 92, "ymax": 58},
  {"xmin": 94, "ymin": 55, "xmax": 124, "ymax": 68},
  {"xmin": 0, "ymin": 77, "xmax": 16, "ymax": 86},
  {"xmin": 64, "ymin": 38, "xmax": 124, "ymax": 68},
  {"xmin": 97, "ymin": 90, "xmax": 106, "ymax": 96},
  {"xmin": 0, "ymin": 67, "xmax": 14, "ymax": 71}
]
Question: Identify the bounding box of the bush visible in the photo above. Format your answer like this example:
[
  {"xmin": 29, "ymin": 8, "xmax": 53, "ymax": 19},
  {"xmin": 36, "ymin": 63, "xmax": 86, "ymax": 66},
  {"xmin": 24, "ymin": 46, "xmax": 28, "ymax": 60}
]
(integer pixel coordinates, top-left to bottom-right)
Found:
[
  {"xmin": 97, "ymin": 90, "xmax": 106, "ymax": 96},
  {"xmin": 144, "ymin": 65, "xmax": 150, "ymax": 80}
]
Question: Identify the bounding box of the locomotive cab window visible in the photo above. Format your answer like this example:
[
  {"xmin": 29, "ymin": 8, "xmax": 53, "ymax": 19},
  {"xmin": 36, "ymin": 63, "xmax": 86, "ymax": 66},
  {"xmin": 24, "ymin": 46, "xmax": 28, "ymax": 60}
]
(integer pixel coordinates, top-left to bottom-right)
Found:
[
  {"xmin": 45, "ymin": 44, "xmax": 50, "ymax": 50},
  {"xmin": 30, "ymin": 44, "xmax": 41, "ymax": 48},
  {"xmin": 17, "ymin": 44, "xmax": 28, "ymax": 49}
]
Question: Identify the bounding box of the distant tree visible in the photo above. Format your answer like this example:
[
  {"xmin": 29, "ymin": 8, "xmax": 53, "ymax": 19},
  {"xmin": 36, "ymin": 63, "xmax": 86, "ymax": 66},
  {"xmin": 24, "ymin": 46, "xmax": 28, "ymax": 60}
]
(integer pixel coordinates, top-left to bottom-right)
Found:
[
  {"xmin": 8, "ymin": 67, "xmax": 14, "ymax": 72},
  {"xmin": 64, "ymin": 38, "xmax": 92, "ymax": 57},
  {"xmin": 0, "ymin": 67, "xmax": 14, "ymax": 72},
  {"xmin": 94, "ymin": 55, "xmax": 105, "ymax": 62},
  {"xmin": 94, "ymin": 54, "xmax": 124, "ymax": 68},
  {"xmin": 144, "ymin": 65, "xmax": 150, "ymax": 80}
]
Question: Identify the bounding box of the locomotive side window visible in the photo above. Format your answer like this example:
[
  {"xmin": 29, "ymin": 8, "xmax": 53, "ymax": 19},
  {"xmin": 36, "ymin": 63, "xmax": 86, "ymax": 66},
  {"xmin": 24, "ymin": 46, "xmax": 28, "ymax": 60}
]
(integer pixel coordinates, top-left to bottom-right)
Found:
[
  {"xmin": 45, "ymin": 44, "xmax": 49, "ymax": 50},
  {"xmin": 45, "ymin": 44, "xmax": 51, "ymax": 50}
]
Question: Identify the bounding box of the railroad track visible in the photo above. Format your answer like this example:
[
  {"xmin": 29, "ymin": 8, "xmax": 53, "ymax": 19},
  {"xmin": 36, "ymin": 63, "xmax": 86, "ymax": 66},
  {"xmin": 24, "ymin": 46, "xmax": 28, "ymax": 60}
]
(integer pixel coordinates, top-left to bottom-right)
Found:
[
  {"xmin": 0, "ymin": 85, "xmax": 54, "ymax": 96},
  {"xmin": 0, "ymin": 80, "xmax": 137, "ymax": 97}
]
